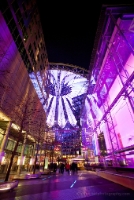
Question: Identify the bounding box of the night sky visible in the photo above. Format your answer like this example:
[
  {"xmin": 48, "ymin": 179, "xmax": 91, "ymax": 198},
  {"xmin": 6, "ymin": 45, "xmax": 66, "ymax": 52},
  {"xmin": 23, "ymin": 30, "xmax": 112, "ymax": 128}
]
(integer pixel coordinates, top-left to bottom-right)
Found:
[{"xmin": 37, "ymin": 1, "xmax": 133, "ymax": 71}]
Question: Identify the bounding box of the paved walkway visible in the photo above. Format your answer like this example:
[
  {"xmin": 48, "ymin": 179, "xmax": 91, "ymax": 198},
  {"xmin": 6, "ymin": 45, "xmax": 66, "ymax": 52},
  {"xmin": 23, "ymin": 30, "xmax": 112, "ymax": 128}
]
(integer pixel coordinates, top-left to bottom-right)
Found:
[
  {"xmin": 0, "ymin": 169, "xmax": 51, "ymax": 182},
  {"xmin": 0, "ymin": 170, "xmax": 134, "ymax": 200},
  {"xmin": 0, "ymin": 171, "xmax": 28, "ymax": 182},
  {"xmin": 105, "ymin": 169, "xmax": 134, "ymax": 178}
]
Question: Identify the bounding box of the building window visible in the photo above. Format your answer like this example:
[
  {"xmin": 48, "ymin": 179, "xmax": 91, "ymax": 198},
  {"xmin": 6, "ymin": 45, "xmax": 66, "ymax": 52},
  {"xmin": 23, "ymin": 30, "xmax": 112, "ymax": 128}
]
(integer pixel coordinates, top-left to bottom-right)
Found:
[
  {"xmin": 3, "ymin": 7, "xmax": 13, "ymax": 24},
  {"xmin": 22, "ymin": 2, "xmax": 26, "ymax": 12},
  {"xmin": 6, "ymin": 139, "xmax": 15, "ymax": 151},
  {"xmin": 16, "ymin": 9, "xmax": 22, "ymax": 20},
  {"xmin": 8, "ymin": 18, "xmax": 16, "ymax": 34},
  {"xmin": 12, "ymin": 0, "xmax": 19, "ymax": 13},
  {"xmin": 12, "ymin": 27, "xmax": 19, "ymax": 42},
  {"xmin": 22, "ymin": 26, "xmax": 28, "ymax": 41}
]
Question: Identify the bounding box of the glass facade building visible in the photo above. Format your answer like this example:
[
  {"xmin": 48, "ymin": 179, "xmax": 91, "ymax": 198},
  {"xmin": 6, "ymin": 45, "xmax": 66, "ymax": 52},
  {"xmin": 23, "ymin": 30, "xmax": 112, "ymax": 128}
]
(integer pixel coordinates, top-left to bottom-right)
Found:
[{"xmin": 0, "ymin": 1, "xmax": 134, "ymax": 170}]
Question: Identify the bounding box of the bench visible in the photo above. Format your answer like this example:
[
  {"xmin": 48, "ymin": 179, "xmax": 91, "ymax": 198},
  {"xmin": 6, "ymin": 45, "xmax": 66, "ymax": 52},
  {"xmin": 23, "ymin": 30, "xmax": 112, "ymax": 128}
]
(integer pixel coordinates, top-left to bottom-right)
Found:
[
  {"xmin": 85, "ymin": 165, "xmax": 105, "ymax": 171},
  {"xmin": 25, "ymin": 173, "xmax": 41, "ymax": 179},
  {"xmin": 13, "ymin": 173, "xmax": 41, "ymax": 180},
  {"xmin": 106, "ymin": 166, "xmax": 134, "ymax": 173},
  {"xmin": 0, "ymin": 180, "xmax": 19, "ymax": 192}
]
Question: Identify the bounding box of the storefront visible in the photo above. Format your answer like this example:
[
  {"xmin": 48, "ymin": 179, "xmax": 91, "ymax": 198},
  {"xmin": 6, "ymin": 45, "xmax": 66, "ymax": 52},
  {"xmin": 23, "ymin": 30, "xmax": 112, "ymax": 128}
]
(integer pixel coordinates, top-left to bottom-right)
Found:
[{"xmin": 71, "ymin": 155, "xmax": 85, "ymax": 170}]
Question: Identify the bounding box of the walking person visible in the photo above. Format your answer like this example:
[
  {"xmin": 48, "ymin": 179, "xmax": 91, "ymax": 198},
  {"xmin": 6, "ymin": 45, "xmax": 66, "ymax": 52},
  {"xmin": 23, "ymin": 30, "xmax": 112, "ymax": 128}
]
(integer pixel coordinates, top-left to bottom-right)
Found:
[
  {"xmin": 71, "ymin": 162, "xmax": 76, "ymax": 174},
  {"xmin": 74, "ymin": 162, "xmax": 78, "ymax": 173},
  {"xmin": 60, "ymin": 162, "xmax": 65, "ymax": 174},
  {"xmin": 65, "ymin": 162, "xmax": 70, "ymax": 174},
  {"xmin": 58, "ymin": 162, "xmax": 62, "ymax": 173}
]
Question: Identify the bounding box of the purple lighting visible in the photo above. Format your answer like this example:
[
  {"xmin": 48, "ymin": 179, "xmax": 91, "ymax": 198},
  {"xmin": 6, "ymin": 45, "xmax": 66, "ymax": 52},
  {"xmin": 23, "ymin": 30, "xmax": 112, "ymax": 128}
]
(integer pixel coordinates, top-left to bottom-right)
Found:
[
  {"xmin": 80, "ymin": 16, "xmax": 134, "ymax": 166},
  {"xmin": 30, "ymin": 68, "xmax": 88, "ymax": 129}
]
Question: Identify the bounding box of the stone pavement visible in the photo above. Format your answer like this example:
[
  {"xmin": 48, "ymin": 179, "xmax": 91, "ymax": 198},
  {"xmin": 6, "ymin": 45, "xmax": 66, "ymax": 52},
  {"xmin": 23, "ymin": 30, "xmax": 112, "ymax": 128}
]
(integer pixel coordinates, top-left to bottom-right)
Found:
[
  {"xmin": 0, "ymin": 170, "xmax": 134, "ymax": 200},
  {"xmin": 0, "ymin": 169, "xmax": 51, "ymax": 182}
]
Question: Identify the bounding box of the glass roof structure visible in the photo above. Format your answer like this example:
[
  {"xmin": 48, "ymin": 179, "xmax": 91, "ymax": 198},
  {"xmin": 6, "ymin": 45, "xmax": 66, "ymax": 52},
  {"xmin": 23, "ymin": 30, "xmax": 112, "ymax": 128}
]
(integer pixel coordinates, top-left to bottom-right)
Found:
[{"xmin": 29, "ymin": 63, "xmax": 89, "ymax": 130}]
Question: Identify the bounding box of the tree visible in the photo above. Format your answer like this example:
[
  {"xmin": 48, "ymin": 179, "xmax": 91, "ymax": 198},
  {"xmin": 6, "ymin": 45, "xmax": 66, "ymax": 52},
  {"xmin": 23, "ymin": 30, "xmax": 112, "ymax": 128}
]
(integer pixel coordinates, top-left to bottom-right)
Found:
[
  {"xmin": 4, "ymin": 81, "xmax": 47, "ymax": 181},
  {"xmin": 0, "ymin": 23, "xmax": 48, "ymax": 181},
  {"xmin": 32, "ymin": 120, "xmax": 46, "ymax": 174}
]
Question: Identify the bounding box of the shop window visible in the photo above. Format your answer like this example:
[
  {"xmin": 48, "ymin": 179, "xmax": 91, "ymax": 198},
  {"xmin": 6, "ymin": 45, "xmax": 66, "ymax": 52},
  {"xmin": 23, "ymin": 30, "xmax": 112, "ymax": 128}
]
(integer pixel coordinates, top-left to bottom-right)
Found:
[
  {"xmin": 16, "ymin": 144, "xmax": 22, "ymax": 153},
  {"xmin": 0, "ymin": 129, "xmax": 4, "ymax": 146},
  {"xmin": 6, "ymin": 139, "xmax": 15, "ymax": 151},
  {"xmin": 24, "ymin": 145, "xmax": 29, "ymax": 155}
]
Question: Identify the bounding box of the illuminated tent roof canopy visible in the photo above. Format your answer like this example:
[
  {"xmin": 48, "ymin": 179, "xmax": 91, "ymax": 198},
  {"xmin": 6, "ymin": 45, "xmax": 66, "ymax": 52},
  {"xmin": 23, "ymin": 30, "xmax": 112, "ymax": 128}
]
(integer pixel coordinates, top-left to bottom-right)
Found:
[{"xmin": 29, "ymin": 63, "xmax": 89, "ymax": 129}]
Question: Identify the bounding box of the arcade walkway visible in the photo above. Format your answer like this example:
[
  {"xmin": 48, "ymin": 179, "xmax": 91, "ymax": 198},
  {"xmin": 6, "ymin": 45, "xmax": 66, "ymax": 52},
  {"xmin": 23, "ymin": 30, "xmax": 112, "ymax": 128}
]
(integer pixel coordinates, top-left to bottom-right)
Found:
[{"xmin": 0, "ymin": 170, "xmax": 134, "ymax": 200}]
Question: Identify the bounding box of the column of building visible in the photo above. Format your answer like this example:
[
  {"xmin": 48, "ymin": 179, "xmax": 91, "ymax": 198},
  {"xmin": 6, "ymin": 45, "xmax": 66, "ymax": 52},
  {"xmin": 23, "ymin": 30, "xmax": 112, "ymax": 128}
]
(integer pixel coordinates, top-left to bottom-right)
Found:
[{"xmin": 0, "ymin": 121, "xmax": 12, "ymax": 164}]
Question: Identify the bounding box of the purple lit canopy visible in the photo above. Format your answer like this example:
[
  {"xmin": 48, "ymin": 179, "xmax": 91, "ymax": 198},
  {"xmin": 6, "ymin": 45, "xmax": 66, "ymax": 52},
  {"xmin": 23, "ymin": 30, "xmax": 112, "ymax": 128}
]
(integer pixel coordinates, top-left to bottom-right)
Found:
[{"xmin": 29, "ymin": 63, "xmax": 89, "ymax": 130}]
